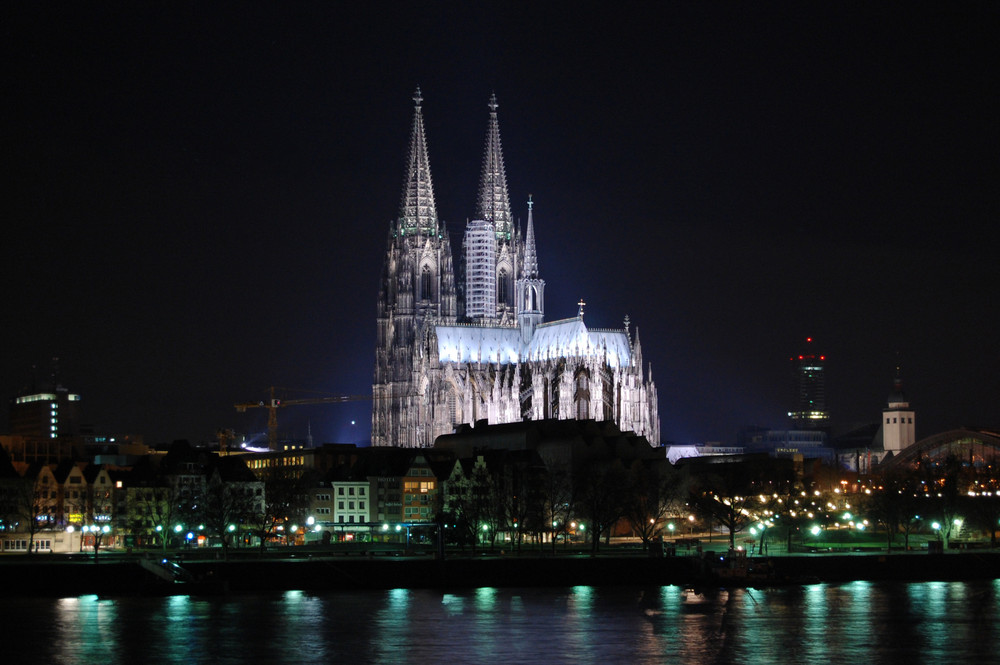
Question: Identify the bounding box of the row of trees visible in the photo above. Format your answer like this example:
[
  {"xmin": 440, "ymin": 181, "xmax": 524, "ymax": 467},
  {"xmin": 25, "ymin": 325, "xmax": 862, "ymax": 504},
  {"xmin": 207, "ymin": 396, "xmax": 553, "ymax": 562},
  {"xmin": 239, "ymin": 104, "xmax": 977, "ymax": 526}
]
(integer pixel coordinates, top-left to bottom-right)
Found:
[
  {"xmin": 862, "ymin": 455, "xmax": 1000, "ymax": 550},
  {"xmin": 441, "ymin": 454, "xmax": 692, "ymax": 553},
  {"xmin": 121, "ymin": 465, "xmax": 320, "ymax": 560},
  {"xmin": 440, "ymin": 450, "xmax": 1000, "ymax": 556}
]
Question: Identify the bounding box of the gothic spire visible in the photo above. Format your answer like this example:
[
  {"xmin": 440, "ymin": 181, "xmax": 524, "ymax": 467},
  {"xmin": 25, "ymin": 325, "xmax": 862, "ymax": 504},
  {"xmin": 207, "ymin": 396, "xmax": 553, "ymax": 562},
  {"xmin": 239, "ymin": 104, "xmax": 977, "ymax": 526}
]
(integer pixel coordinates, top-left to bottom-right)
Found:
[
  {"xmin": 524, "ymin": 195, "xmax": 539, "ymax": 278},
  {"xmin": 476, "ymin": 92, "xmax": 513, "ymax": 242},
  {"xmin": 399, "ymin": 87, "xmax": 438, "ymax": 236}
]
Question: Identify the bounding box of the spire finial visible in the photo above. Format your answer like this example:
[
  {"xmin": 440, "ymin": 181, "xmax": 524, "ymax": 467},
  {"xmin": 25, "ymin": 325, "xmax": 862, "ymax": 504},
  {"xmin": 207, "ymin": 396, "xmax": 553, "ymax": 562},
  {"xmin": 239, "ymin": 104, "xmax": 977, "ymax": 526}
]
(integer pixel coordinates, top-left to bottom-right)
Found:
[
  {"xmin": 488, "ymin": 91, "xmax": 498, "ymax": 113},
  {"xmin": 413, "ymin": 86, "xmax": 423, "ymax": 108},
  {"xmin": 577, "ymin": 299, "xmax": 586, "ymax": 318},
  {"xmin": 527, "ymin": 194, "xmax": 533, "ymax": 211},
  {"xmin": 624, "ymin": 314, "xmax": 630, "ymax": 334}
]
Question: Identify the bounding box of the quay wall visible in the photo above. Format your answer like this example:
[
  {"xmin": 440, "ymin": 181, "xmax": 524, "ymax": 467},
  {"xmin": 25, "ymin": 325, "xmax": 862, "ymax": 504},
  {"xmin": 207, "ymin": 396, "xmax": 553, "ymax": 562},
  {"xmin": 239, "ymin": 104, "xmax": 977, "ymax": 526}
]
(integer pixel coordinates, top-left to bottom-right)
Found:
[{"xmin": 1, "ymin": 552, "xmax": 998, "ymax": 597}]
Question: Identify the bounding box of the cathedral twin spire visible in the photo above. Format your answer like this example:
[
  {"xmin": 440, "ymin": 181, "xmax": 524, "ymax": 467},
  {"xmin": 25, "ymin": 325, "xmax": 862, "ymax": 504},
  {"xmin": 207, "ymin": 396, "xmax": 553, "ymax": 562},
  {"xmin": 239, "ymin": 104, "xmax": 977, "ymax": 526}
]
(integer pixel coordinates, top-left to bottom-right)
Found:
[
  {"xmin": 477, "ymin": 92, "xmax": 514, "ymax": 243},
  {"xmin": 400, "ymin": 88, "xmax": 513, "ymax": 244},
  {"xmin": 399, "ymin": 89, "xmax": 527, "ymax": 325},
  {"xmin": 399, "ymin": 87, "xmax": 438, "ymax": 236}
]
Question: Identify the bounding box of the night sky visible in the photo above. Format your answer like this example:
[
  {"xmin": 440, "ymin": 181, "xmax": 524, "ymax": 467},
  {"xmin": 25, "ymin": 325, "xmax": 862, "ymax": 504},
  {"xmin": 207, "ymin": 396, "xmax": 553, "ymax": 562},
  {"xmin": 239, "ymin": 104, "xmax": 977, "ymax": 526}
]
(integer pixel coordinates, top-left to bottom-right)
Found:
[{"xmin": 3, "ymin": 3, "xmax": 998, "ymax": 447}]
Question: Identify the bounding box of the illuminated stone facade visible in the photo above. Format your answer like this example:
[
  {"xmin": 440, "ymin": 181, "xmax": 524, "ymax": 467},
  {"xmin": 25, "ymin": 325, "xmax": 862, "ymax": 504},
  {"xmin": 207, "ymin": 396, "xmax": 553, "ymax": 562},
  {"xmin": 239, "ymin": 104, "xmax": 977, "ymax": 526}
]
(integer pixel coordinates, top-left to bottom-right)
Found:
[{"xmin": 373, "ymin": 90, "xmax": 659, "ymax": 448}]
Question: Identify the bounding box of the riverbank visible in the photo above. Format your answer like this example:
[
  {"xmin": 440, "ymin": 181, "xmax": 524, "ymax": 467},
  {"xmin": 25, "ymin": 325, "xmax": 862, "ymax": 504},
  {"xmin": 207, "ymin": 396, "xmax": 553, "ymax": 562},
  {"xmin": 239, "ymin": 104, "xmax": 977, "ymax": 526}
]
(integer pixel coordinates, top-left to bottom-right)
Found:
[{"xmin": 2, "ymin": 551, "xmax": 999, "ymax": 597}]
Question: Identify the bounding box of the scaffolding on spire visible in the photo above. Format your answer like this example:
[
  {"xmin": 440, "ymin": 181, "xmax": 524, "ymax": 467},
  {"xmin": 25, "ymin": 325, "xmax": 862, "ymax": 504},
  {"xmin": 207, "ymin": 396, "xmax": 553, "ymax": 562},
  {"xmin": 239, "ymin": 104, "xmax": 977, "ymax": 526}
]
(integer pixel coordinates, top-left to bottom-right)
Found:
[{"xmin": 476, "ymin": 92, "xmax": 513, "ymax": 242}]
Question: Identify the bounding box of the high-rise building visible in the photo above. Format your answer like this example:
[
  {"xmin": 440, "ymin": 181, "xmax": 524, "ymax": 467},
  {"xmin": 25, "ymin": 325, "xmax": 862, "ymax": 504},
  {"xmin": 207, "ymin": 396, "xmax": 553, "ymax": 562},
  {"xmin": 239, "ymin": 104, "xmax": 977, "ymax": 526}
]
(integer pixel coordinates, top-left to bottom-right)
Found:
[
  {"xmin": 372, "ymin": 90, "xmax": 659, "ymax": 448},
  {"xmin": 7, "ymin": 360, "xmax": 82, "ymax": 462},
  {"xmin": 788, "ymin": 337, "xmax": 829, "ymax": 429}
]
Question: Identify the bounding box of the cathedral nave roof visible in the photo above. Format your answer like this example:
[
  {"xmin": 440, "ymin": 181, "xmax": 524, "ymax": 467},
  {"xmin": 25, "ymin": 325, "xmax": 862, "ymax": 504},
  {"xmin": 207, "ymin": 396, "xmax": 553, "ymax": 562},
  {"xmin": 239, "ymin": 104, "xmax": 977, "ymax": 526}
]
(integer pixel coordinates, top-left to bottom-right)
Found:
[{"xmin": 434, "ymin": 317, "xmax": 632, "ymax": 368}]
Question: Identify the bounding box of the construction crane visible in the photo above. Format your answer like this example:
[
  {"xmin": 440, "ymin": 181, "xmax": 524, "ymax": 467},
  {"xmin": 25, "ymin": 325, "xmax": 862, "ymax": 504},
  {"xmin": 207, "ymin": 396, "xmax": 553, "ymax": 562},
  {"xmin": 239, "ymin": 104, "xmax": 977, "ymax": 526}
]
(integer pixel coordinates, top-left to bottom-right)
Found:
[{"xmin": 235, "ymin": 386, "xmax": 370, "ymax": 451}]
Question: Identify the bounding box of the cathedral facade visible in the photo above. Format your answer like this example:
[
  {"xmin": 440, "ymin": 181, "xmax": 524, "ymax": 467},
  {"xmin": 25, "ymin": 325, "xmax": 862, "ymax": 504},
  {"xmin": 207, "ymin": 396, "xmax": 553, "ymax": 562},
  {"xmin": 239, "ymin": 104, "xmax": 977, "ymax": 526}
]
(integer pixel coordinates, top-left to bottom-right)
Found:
[{"xmin": 373, "ymin": 90, "xmax": 659, "ymax": 448}]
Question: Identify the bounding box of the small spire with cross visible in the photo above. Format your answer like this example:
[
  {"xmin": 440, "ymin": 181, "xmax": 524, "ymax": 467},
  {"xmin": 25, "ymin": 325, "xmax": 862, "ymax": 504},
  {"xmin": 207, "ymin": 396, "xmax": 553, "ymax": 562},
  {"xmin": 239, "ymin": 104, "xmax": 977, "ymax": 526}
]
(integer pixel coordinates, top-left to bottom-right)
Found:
[
  {"xmin": 624, "ymin": 314, "xmax": 630, "ymax": 334},
  {"xmin": 577, "ymin": 299, "xmax": 586, "ymax": 318},
  {"xmin": 413, "ymin": 86, "xmax": 423, "ymax": 108},
  {"xmin": 527, "ymin": 194, "xmax": 533, "ymax": 211},
  {"xmin": 488, "ymin": 91, "xmax": 498, "ymax": 113}
]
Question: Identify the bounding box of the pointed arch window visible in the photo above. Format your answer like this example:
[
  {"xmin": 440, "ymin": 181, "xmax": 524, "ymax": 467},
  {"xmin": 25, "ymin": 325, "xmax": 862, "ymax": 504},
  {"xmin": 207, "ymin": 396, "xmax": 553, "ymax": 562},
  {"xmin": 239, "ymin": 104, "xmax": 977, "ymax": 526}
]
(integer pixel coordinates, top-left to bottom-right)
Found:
[
  {"xmin": 575, "ymin": 370, "xmax": 590, "ymax": 420},
  {"xmin": 447, "ymin": 386, "xmax": 459, "ymax": 426},
  {"xmin": 421, "ymin": 265, "xmax": 433, "ymax": 301},
  {"xmin": 497, "ymin": 269, "xmax": 510, "ymax": 306}
]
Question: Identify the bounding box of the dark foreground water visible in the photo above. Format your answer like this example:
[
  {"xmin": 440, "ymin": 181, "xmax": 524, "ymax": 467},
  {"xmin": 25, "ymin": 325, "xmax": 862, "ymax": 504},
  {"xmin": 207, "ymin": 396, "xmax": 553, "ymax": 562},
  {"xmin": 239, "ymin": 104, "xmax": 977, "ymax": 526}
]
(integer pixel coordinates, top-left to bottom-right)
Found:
[{"xmin": 5, "ymin": 581, "xmax": 999, "ymax": 664}]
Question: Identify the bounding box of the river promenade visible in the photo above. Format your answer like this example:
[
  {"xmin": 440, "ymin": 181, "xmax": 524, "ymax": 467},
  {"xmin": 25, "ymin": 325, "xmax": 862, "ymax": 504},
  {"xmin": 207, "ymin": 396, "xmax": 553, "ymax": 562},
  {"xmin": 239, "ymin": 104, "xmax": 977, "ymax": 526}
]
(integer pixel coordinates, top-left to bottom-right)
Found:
[{"xmin": 2, "ymin": 548, "xmax": 1000, "ymax": 597}]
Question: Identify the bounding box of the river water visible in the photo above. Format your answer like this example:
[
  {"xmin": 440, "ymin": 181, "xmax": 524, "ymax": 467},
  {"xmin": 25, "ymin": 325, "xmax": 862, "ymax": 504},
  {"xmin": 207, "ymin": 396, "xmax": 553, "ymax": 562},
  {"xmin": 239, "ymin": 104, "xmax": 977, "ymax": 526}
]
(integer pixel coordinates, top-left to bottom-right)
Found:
[{"xmin": 4, "ymin": 581, "xmax": 998, "ymax": 664}]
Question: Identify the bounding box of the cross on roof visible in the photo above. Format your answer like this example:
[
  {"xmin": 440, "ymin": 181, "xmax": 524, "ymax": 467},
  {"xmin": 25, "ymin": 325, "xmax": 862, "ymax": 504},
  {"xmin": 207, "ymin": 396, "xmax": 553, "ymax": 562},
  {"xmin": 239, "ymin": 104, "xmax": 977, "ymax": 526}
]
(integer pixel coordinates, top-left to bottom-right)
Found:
[{"xmin": 577, "ymin": 299, "xmax": 586, "ymax": 317}]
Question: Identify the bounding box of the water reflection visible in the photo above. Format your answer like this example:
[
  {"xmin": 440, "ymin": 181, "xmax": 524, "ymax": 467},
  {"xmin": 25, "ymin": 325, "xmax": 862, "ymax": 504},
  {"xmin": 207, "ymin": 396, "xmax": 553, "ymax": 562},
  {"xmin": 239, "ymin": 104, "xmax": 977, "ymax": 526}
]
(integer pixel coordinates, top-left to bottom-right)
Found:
[{"xmin": 4, "ymin": 581, "xmax": 1000, "ymax": 664}]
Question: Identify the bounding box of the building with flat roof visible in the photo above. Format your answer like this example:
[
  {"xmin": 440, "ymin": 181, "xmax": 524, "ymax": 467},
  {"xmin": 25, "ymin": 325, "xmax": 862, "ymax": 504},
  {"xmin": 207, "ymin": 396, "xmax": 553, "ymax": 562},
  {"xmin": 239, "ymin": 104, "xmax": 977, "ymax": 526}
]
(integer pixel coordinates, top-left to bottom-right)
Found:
[{"xmin": 788, "ymin": 337, "xmax": 829, "ymax": 429}]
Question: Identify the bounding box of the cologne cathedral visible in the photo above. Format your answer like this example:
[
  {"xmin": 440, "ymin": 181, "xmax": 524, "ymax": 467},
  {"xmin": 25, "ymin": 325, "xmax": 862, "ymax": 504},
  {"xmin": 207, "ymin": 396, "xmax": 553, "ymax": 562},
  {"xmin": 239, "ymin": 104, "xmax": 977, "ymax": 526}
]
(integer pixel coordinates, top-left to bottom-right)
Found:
[{"xmin": 373, "ymin": 89, "xmax": 659, "ymax": 448}]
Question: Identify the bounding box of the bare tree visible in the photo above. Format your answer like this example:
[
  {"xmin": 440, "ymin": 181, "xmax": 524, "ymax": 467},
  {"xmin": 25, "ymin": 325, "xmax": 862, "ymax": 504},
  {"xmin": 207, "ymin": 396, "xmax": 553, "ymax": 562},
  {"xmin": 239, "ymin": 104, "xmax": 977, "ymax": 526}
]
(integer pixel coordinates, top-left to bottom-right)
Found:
[
  {"xmin": 575, "ymin": 459, "xmax": 628, "ymax": 553},
  {"xmin": 248, "ymin": 467, "xmax": 313, "ymax": 555},
  {"xmin": 863, "ymin": 470, "xmax": 923, "ymax": 551},
  {"xmin": 202, "ymin": 470, "xmax": 258, "ymax": 561},
  {"xmin": 445, "ymin": 458, "xmax": 499, "ymax": 554},
  {"xmin": 538, "ymin": 459, "xmax": 574, "ymax": 552},
  {"xmin": 962, "ymin": 460, "xmax": 1000, "ymax": 548},
  {"xmin": 8, "ymin": 473, "xmax": 46, "ymax": 556},
  {"xmin": 623, "ymin": 459, "xmax": 688, "ymax": 550},
  {"xmin": 923, "ymin": 455, "xmax": 968, "ymax": 550},
  {"xmin": 689, "ymin": 458, "xmax": 778, "ymax": 552},
  {"xmin": 127, "ymin": 485, "xmax": 183, "ymax": 552}
]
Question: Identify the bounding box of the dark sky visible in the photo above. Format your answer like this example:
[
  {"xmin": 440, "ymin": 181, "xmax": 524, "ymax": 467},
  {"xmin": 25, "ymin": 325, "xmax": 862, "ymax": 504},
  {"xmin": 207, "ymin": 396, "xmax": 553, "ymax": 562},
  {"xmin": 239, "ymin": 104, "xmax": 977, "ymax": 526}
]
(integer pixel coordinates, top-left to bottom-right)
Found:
[{"xmin": 3, "ymin": 3, "xmax": 998, "ymax": 447}]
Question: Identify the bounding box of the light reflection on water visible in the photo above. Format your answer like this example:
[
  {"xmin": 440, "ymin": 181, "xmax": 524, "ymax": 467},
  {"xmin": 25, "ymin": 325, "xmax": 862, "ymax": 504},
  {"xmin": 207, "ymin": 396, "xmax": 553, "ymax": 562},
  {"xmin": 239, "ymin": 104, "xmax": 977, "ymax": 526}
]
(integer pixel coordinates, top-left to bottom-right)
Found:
[{"xmin": 4, "ymin": 581, "xmax": 1000, "ymax": 664}]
